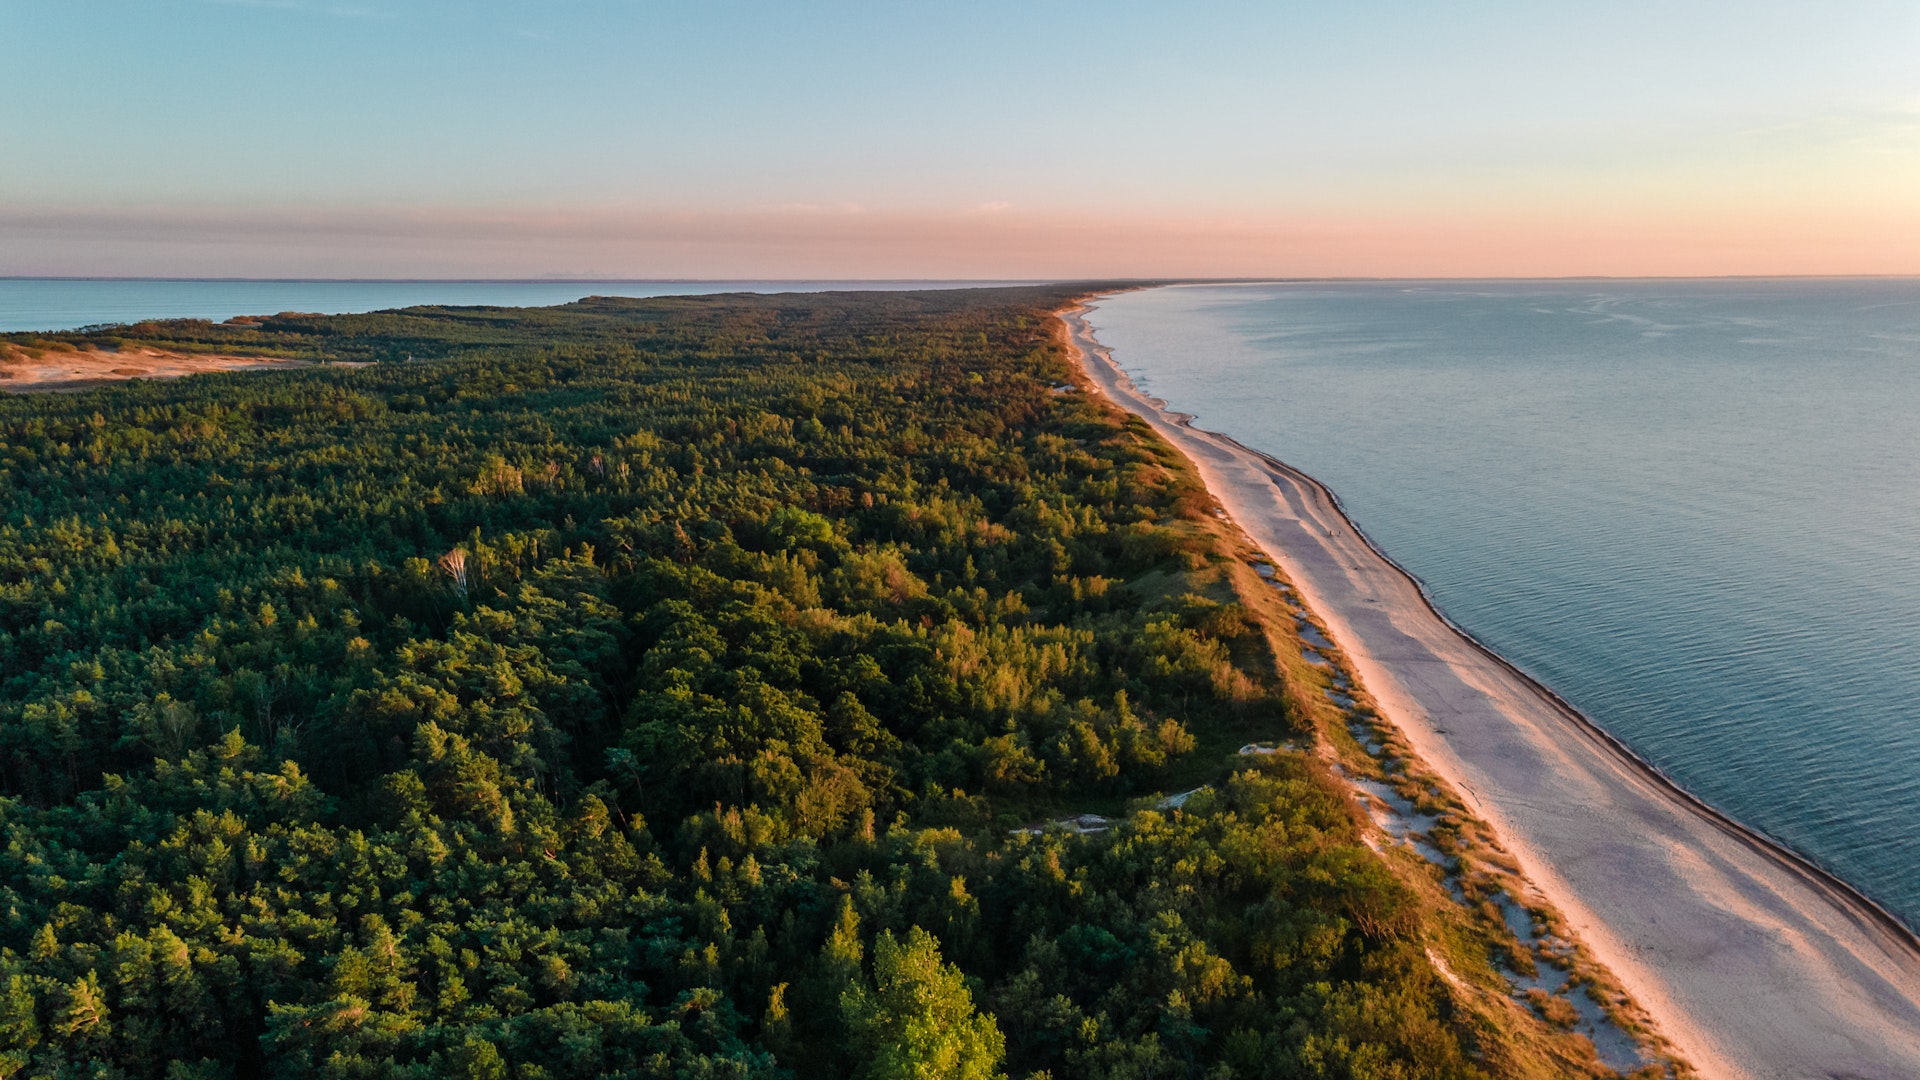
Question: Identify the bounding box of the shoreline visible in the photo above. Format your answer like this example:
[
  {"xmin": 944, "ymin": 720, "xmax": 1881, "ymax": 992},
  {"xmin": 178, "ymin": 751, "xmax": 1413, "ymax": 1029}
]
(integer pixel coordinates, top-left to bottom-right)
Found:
[
  {"xmin": 1214, "ymin": 422, "xmax": 1920, "ymax": 958},
  {"xmin": 1060, "ymin": 297, "xmax": 1920, "ymax": 1079}
]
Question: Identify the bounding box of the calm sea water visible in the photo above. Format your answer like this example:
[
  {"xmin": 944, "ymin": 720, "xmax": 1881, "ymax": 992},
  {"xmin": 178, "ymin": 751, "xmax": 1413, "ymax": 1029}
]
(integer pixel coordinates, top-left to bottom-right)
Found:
[
  {"xmin": 1087, "ymin": 280, "xmax": 1920, "ymax": 927},
  {"xmin": 0, "ymin": 278, "xmax": 1036, "ymax": 333}
]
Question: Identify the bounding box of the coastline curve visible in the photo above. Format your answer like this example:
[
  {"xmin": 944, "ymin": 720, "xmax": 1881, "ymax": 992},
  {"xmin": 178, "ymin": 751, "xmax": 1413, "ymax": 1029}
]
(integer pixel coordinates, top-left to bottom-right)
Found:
[
  {"xmin": 1215, "ymin": 426, "xmax": 1920, "ymax": 962},
  {"xmin": 1060, "ymin": 297, "xmax": 1920, "ymax": 1080}
]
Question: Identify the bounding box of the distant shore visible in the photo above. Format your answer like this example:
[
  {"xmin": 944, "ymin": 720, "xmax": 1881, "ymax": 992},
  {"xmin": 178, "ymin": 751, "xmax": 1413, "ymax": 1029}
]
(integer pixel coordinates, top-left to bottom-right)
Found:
[{"xmin": 1060, "ymin": 298, "xmax": 1920, "ymax": 1080}]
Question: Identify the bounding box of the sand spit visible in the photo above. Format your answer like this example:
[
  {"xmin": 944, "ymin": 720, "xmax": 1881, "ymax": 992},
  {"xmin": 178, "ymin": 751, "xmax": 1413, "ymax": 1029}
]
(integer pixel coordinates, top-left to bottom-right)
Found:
[
  {"xmin": 1062, "ymin": 301, "xmax": 1920, "ymax": 1080},
  {"xmin": 0, "ymin": 345, "xmax": 314, "ymax": 392}
]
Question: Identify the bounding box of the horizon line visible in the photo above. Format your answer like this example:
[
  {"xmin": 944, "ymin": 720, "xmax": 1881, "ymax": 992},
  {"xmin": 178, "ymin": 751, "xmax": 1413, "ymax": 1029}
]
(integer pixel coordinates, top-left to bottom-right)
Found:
[{"xmin": 5, "ymin": 273, "xmax": 1920, "ymax": 285}]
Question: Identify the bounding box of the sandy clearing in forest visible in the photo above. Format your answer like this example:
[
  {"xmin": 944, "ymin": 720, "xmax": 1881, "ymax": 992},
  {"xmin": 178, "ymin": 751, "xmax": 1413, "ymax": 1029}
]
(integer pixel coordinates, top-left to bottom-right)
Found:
[
  {"xmin": 0, "ymin": 345, "xmax": 313, "ymax": 392},
  {"xmin": 1061, "ymin": 299, "xmax": 1920, "ymax": 1080}
]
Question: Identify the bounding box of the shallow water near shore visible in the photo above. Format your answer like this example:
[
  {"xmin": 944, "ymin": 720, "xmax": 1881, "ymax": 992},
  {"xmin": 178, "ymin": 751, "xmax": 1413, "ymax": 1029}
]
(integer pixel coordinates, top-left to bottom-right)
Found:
[{"xmin": 1087, "ymin": 278, "xmax": 1920, "ymax": 928}]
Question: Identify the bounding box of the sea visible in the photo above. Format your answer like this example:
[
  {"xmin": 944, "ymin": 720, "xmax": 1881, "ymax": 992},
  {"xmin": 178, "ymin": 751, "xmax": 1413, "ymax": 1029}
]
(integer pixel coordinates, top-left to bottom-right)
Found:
[
  {"xmin": 0, "ymin": 278, "xmax": 1038, "ymax": 334},
  {"xmin": 1086, "ymin": 279, "xmax": 1920, "ymax": 928}
]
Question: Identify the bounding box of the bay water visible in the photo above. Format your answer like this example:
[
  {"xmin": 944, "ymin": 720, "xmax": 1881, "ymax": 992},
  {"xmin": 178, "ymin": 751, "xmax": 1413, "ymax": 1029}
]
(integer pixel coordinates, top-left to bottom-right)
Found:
[
  {"xmin": 1086, "ymin": 279, "xmax": 1920, "ymax": 927},
  {"xmin": 0, "ymin": 278, "xmax": 1035, "ymax": 333}
]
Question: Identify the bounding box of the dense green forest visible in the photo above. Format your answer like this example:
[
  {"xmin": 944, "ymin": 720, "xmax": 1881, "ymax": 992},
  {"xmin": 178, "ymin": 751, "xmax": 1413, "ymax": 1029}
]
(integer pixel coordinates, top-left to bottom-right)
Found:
[{"xmin": 0, "ymin": 288, "xmax": 1624, "ymax": 1079}]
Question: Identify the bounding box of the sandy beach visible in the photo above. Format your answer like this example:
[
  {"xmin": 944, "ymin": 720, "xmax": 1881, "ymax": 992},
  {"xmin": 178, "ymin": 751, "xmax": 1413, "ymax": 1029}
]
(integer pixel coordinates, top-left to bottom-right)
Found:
[{"xmin": 1062, "ymin": 300, "xmax": 1920, "ymax": 1079}]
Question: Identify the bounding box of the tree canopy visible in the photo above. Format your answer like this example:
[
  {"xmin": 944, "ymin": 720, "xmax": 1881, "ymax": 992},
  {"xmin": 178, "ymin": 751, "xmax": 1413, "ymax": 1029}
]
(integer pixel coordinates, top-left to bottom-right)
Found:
[{"xmin": 0, "ymin": 288, "xmax": 1624, "ymax": 1078}]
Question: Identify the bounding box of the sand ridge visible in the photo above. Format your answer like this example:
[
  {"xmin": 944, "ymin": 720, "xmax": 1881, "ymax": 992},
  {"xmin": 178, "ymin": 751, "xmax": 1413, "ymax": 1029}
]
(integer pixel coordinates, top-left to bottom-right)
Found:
[
  {"xmin": 0, "ymin": 344, "xmax": 313, "ymax": 392},
  {"xmin": 1062, "ymin": 300, "xmax": 1920, "ymax": 1080}
]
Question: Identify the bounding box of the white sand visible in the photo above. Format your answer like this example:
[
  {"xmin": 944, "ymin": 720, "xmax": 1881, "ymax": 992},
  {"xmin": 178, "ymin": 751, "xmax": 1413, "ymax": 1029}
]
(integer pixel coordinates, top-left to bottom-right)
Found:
[{"xmin": 1063, "ymin": 302, "xmax": 1920, "ymax": 1080}]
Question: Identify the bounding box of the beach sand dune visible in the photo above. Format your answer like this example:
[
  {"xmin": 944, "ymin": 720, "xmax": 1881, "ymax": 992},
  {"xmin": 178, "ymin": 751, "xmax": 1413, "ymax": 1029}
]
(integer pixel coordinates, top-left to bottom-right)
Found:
[
  {"xmin": 0, "ymin": 345, "xmax": 311, "ymax": 392},
  {"xmin": 1064, "ymin": 302, "xmax": 1920, "ymax": 1080}
]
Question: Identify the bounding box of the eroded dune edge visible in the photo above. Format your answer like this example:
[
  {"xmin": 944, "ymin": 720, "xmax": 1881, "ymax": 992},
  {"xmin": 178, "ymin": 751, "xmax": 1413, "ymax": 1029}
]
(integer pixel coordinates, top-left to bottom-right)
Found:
[{"xmin": 1059, "ymin": 298, "xmax": 1920, "ymax": 1080}]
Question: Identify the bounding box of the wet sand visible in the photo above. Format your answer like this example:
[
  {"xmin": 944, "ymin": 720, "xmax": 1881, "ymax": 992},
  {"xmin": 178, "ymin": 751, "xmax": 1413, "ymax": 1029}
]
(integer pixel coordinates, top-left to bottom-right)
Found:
[{"xmin": 1062, "ymin": 301, "xmax": 1920, "ymax": 1079}]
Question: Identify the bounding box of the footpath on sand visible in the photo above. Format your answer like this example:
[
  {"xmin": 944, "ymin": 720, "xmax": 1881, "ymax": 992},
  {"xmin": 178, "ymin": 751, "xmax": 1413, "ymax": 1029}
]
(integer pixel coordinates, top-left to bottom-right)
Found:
[{"xmin": 1062, "ymin": 300, "xmax": 1920, "ymax": 1080}]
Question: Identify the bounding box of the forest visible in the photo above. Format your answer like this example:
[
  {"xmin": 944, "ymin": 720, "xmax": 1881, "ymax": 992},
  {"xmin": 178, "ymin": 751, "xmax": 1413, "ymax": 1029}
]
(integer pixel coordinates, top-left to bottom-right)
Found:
[{"xmin": 0, "ymin": 287, "xmax": 1617, "ymax": 1079}]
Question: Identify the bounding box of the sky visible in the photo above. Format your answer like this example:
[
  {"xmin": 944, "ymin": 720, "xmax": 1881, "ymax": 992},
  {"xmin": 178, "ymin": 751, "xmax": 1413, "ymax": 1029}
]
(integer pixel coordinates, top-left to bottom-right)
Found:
[{"xmin": 3, "ymin": 0, "xmax": 1919, "ymax": 278}]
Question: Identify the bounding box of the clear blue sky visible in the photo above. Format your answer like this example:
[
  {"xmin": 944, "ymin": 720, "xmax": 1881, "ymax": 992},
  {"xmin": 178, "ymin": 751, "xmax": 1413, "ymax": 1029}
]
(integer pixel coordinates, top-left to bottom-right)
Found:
[{"xmin": 3, "ymin": 0, "xmax": 1917, "ymax": 277}]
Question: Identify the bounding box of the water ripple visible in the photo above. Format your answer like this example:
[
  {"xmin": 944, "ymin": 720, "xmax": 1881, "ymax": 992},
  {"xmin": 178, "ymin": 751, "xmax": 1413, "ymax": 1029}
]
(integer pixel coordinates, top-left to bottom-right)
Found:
[{"xmin": 1093, "ymin": 278, "xmax": 1920, "ymax": 926}]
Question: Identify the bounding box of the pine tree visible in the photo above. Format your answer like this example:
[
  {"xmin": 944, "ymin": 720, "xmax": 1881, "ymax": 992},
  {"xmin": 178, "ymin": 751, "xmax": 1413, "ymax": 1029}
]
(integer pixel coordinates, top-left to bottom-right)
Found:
[{"xmin": 841, "ymin": 928, "xmax": 1006, "ymax": 1080}]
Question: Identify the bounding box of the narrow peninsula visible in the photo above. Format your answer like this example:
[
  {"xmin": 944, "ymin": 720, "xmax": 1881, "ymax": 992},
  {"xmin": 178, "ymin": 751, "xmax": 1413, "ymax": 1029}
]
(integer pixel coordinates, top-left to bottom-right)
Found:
[{"xmin": 1, "ymin": 286, "xmax": 1908, "ymax": 1078}]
